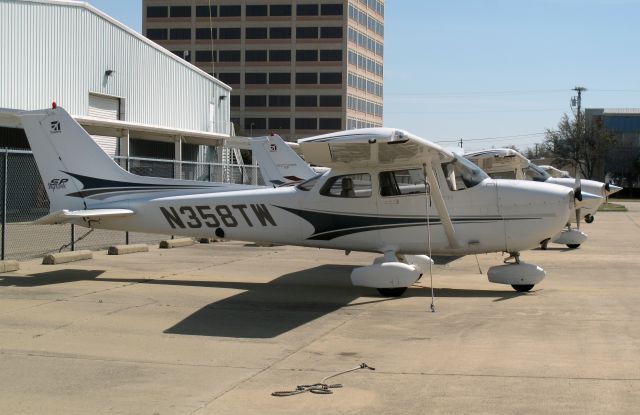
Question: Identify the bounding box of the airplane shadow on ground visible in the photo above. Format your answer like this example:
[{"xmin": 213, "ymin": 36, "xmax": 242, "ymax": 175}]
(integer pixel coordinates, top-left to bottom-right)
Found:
[{"xmin": 1, "ymin": 265, "xmax": 525, "ymax": 338}]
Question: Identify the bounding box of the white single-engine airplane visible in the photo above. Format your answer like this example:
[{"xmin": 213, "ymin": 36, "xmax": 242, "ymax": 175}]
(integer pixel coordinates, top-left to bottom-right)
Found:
[
  {"xmin": 465, "ymin": 149, "xmax": 606, "ymax": 249},
  {"xmin": 21, "ymin": 107, "xmax": 585, "ymax": 296}
]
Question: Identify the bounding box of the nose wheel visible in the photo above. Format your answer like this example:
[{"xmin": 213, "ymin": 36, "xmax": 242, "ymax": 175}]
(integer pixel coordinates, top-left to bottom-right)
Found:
[{"xmin": 585, "ymin": 214, "xmax": 594, "ymax": 224}]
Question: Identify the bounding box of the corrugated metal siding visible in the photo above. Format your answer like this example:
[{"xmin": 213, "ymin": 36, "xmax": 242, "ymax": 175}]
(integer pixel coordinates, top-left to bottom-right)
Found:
[
  {"xmin": 0, "ymin": 0, "xmax": 231, "ymax": 135},
  {"xmin": 88, "ymin": 94, "xmax": 120, "ymax": 119}
]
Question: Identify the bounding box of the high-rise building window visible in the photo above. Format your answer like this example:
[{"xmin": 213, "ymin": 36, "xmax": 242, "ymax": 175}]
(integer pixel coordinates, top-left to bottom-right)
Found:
[
  {"xmin": 296, "ymin": 95, "xmax": 318, "ymax": 107},
  {"xmin": 270, "ymin": 27, "xmax": 291, "ymax": 39},
  {"xmin": 246, "ymin": 5, "xmax": 268, "ymax": 16},
  {"xmin": 147, "ymin": 6, "xmax": 168, "ymax": 18},
  {"xmin": 245, "ymin": 118, "xmax": 267, "ymax": 129},
  {"xmin": 196, "ymin": 5, "xmax": 217, "ymax": 17},
  {"xmin": 269, "ymin": 50, "xmax": 291, "ymax": 62},
  {"xmin": 170, "ymin": 6, "xmax": 191, "ymax": 18},
  {"xmin": 246, "ymin": 95, "xmax": 267, "ymax": 107},
  {"xmin": 321, "ymin": 4, "xmax": 343, "ymax": 16},
  {"xmin": 230, "ymin": 96, "xmax": 240, "ymax": 107},
  {"xmin": 319, "ymin": 95, "xmax": 342, "ymax": 107},
  {"xmin": 269, "ymin": 73, "xmax": 291, "ymax": 84},
  {"xmin": 219, "ymin": 50, "xmax": 241, "ymax": 62},
  {"xmin": 219, "ymin": 73, "xmax": 240, "ymax": 84},
  {"xmin": 320, "ymin": 50, "xmax": 342, "ymax": 61},
  {"xmin": 319, "ymin": 118, "xmax": 342, "ymax": 130},
  {"xmin": 195, "ymin": 50, "xmax": 215, "ymax": 62},
  {"xmin": 270, "ymin": 4, "xmax": 292, "ymax": 16},
  {"xmin": 269, "ymin": 118, "xmax": 291, "ymax": 129},
  {"xmin": 297, "ymin": 4, "xmax": 318, "ymax": 16},
  {"xmin": 196, "ymin": 27, "xmax": 218, "ymax": 40},
  {"xmin": 245, "ymin": 73, "xmax": 268, "ymax": 84},
  {"xmin": 269, "ymin": 95, "xmax": 291, "ymax": 107},
  {"xmin": 170, "ymin": 28, "xmax": 191, "ymax": 40},
  {"xmin": 219, "ymin": 28, "xmax": 241, "ymax": 39},
  {"xmin": 296, "ymin": 73, "xmax": 318, "ymax": 84},
  {"xmin": 245, "ymin": 50, "xmax": 268, "ymax": 62},
  {"xmin": 146, "ymin": 28, "xmax": 167, "ymax": 40},
  {"xmin": 296, "ymin": 27, "xmax": 319, "ymax": 39},
  {"xmin": 246, "ymin": 27, "xmax": 268, "ymax": 39},
  {"xmin": 196, "ymin": 28, "xmax": 217, "ymax": 40},
  {"xmin": 219, "ymin": 5, "xmax": 241, "ymax": 17},
  {"xmin": 296, "ymin": 118, "xmax": 318, "ymax": 130},
  {"xmin": 320, "ymin": 27, "xmax": 342, "ymax": 39},
  {"xmin": 296, "ymin": 50, "xmax": 318, "ymax": 62},
  {"xmin": 320, "ymin": 73, "xmax": 342, "ymax": 84}
]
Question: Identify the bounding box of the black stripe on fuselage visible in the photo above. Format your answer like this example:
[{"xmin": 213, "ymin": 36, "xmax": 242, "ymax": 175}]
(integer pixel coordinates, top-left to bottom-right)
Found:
[
  {"xmin": 275, "ymin": 206, "xmax": 541, "ymax": 241},
  {"xmin": 61, "ymin": 171, "xmax": 219, "ymax": 198}
]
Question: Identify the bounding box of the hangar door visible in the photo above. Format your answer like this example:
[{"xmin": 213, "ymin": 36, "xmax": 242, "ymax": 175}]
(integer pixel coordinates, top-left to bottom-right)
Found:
[{"xmin": 88, "ymin": 93, "xmax": 120, "ymax": 156}]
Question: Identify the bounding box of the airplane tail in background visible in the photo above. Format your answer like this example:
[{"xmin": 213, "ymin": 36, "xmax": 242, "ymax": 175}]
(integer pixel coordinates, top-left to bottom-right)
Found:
[
  {"xmin": 250, "ymin": 135, "xmax": 316, "ymax": 186},
  {"xmin": 19, "ymin": 106, "xmax": 225, "ymax": 215}
]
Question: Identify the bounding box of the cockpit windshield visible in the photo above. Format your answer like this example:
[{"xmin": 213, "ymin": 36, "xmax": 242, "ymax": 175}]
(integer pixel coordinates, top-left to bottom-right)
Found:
[
  {"xmin": 523, "ymin": 163, "xmax": 550, "ymax": 182},
  {"xmin": 441, "ymin": 154, "xmax": 489, "ymax": 191}
]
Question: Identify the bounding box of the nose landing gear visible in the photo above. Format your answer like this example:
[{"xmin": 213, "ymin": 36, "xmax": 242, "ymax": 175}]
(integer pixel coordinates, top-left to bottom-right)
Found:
[{"xmin": 488, "ymin": 252, "xmax": 545, "ymax": 292}]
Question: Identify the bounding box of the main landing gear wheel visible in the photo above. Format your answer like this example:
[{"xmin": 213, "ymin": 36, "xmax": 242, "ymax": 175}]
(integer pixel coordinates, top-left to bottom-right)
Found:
[
  {"xmin": 566, "ymin": 244, "xmax": 581, "ymax": 249},
  {"xmin": 377, "ymin": 287, "xmax": 407, "ymax": 297},
  {"xmin": 540, "ymin": 239, "xmax": 550, "ymax": 250},
  {"xmin": 511, "ymin": 284, "xmax": 534, "ymax": 292},
  {"xmin": 585, "ymin": 215, "xmax": 594, "ymax": 224}
]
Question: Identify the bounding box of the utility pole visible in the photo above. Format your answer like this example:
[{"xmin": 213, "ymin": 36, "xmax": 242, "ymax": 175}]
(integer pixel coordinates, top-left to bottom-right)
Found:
[
  {"xmin": 572, "ymin": 86, "xmax": 586, "ymax": 121},
  {"xmin": 458, "ymin": 138, "xmax": 463, "ymax": 148},
  {"xmin": 572, "ymin": 86, "xmax": 587, "ymax": 177}
]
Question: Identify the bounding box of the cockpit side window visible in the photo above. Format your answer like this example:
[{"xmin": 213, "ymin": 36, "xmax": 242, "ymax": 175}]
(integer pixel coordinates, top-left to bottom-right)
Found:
[
  {"xmin": 319, "ymin": 173, "xmax": 372, "ymax": 198},
  {"xmin": 379, "ymin": 169, "xmax": 428, "ymax": 196},
  {"xmin": 441, "ymin": 154, "xmax": 489, "ymax": 191}
]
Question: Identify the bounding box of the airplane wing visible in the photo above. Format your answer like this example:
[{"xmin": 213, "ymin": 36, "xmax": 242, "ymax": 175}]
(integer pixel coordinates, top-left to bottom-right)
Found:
[
  {"xmin": 298, "ymin": 128, "xmax": 460, "ymax": 248},
  {"xmin": 249, "ymin": 135, "xmax": 316, "ymax": 186},
  {"xmin": 298, "ymin": 128, "xmax": 454, "ymax": 168},
  {"xmin": 35, "ymin": 209, "xmax": 135, "ymax": 225}
]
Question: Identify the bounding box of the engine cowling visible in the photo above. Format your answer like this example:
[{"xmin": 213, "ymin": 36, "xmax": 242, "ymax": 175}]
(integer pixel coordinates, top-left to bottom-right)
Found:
[
  {"xmin": 487, "ymin": 262, "xmax": 546, "ymax": 286},
  {"xmin": 351, "ymin": 262, "xmax": 421, "ymax": 289}
]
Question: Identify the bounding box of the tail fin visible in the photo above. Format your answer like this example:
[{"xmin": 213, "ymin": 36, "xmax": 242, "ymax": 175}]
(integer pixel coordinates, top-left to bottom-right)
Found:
[
  {"xmin": 19, "ymin": 106, "xmax": 223, "ymax": 214},
  {"xmin": 249, "ymin": 135, "xmax": 315, "ymax": 186},
  {"xmin": 20, "ymin": 107, "xmax": 135, "ymax": 211}
]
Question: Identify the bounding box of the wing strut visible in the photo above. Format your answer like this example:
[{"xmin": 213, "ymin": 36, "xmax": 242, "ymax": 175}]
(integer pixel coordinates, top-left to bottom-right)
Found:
[{"xmin": 423, "ymin": 161, "xmax": 459, "ymax": 249}]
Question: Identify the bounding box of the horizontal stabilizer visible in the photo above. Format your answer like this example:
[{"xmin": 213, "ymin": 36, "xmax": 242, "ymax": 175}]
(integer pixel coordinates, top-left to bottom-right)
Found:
[{"xmin": 35, "ymin": 209, "xmax": 135, "ymax": 225}]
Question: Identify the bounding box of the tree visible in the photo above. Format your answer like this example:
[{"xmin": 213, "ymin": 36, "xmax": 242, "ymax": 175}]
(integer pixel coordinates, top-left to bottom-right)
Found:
[{"xmin": 544, "ymin": 113, "xmax": 616, "ymax": 180}]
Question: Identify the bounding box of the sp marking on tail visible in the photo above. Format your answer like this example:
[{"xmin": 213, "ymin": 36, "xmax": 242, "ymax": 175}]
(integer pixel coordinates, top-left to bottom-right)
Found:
[{"xmin": 47, "ymin": 178, "xmax": 68, "ymax": 191}]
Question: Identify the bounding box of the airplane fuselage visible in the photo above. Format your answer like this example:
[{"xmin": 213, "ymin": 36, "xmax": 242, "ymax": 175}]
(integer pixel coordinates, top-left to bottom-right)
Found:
[{"xmin": 84, "ymin": 168, "xmax": 571, "ymax": 256}]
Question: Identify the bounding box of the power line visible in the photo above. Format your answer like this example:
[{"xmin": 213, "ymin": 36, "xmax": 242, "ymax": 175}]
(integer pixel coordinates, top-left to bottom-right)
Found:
[{"xmin": 434, "ymin": 132, "xmax": 546, "ymax": 144}]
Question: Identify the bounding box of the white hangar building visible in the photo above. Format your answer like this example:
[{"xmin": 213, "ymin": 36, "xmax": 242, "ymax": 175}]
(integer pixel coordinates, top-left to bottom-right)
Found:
[{"xmin": 0, "ymin": 0, "xmax": 242, "ymax": 179}]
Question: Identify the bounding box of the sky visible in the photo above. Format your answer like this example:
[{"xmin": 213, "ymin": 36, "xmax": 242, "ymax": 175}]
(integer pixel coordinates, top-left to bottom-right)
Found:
[{"xmin": 86, "ymin": 0, "xmax": 640, "ymax": 151}]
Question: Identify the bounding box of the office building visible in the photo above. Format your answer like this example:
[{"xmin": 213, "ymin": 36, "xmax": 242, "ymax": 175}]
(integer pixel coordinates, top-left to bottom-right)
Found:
[{"xmin": 143, "ymin": 0, "xmax": 384, "ymax": 139}]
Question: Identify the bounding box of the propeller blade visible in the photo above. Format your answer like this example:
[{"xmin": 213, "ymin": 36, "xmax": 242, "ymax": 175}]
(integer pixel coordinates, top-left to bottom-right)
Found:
[{"xmin": 574, "ymin": 173, "xmax": 582, "ymax": 201}]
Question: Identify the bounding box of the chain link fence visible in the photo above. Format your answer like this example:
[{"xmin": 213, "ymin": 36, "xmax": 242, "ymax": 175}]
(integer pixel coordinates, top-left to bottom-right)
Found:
[{"xmin": 1, "ymin": 149, "xmax": 264, "ymax": 261}]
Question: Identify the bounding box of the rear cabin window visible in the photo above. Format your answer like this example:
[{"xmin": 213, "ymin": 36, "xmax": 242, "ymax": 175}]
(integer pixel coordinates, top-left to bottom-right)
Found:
[
  {"xmin": 379, "ymin": 169, "xmax": 427, "ymax": 196},
  {"xmin": 320, "ymin": 174, "xmax": 371, "ymax": 198}
]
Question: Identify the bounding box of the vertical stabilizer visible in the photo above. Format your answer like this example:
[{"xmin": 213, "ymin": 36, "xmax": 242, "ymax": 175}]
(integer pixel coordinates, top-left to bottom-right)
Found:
[{"xmin": 250, "ymin": 135, "xmax": 315, "ymax": 186}]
